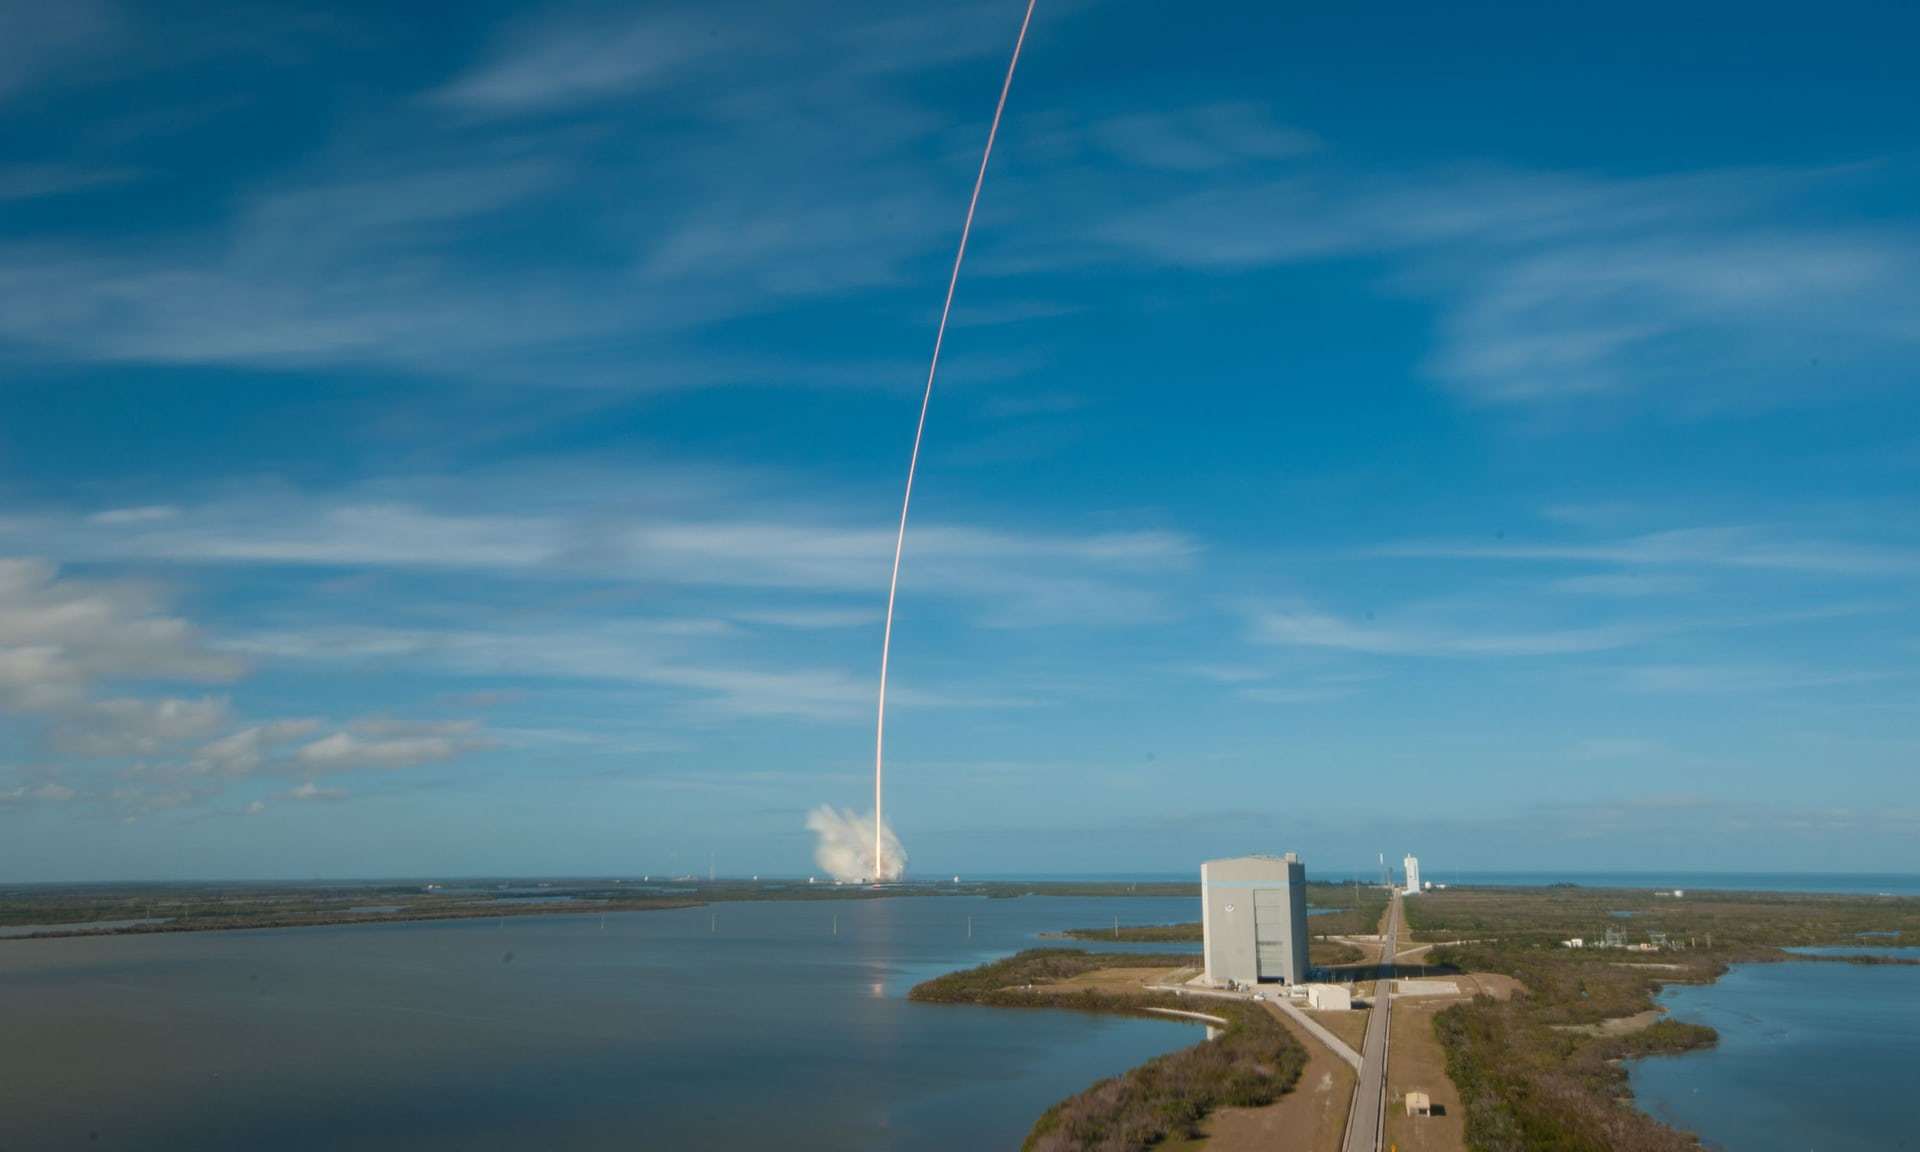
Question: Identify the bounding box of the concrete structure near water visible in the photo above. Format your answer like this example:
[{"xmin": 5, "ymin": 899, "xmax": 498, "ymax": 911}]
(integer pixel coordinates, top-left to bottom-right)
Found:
[
  {"xmin": 1402, "ymin": 854, "xmax": 1422, "ymax": 896},
  {"xmin": 1201, "ymin": 853, "xmax": 1309, "ymax": 986}
]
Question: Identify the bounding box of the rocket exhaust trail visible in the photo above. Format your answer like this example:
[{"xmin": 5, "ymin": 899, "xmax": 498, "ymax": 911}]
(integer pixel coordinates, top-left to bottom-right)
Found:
[{"xmin": 873, "ymin": 0, "xmax": 1038, "ymax": 881}]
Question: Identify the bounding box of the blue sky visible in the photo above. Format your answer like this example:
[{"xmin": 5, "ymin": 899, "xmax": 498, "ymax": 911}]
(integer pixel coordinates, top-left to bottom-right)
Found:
[{"xmin": 2, "ymin": 0, "xmax": 1916, "ymax": 881}]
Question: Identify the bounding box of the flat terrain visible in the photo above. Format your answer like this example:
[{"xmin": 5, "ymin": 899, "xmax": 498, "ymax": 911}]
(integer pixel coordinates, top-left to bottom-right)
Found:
[
  {"xmin": 1403, "ymin": 884, "xmax": 1919, "ymax": 1152},
  {"xmin": 0, "ymin": 877, "xmax": 1201, "ymax": 940},
  {"xmin": 911, "ymin": 949, "xmax": 1310, "ymax": 1151},
  {"xmin": 1196, "ymin": 1004, "xmax": 1355, "ymax": 1152},
  {"xmin": 1306, "ymin": 1007, "xmax": 1370, "ymax": 1053},
  {"xmin": 1383, "ymin": 998, "xmax": 1467, "ymax": 1152},
  {"xmin": 1043, "ymin": 965, "xmax": 1196, "ymax": 993}
]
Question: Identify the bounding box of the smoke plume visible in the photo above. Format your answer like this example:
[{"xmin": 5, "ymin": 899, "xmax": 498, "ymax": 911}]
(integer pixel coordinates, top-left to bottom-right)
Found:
[{"xmin": 806, "ymin": 805, "xmax": 906, "ymax": 882}]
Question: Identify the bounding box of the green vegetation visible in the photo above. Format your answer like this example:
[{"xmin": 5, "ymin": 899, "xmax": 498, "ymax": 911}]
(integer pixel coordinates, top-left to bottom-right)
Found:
[
  {"xmin": 0, "ymin": 877, "xmax": 1203, "ymax": 940},
  {"xmin": 0, "ymin": 882, "xmax": 701, "ymax": 936},
  {"xmin": 1025, "ymin": 999, "xmax": 1303, "ymax": 1152},
  {"xmin": 1403, "ymin": 885, "xmax": 1920, "ymax": 1152},
  {"xmin": 911, "ymin": 949, "xmax": 1307, "ymax": 1151},
  {"xmin": 1061, "ymin": 922, "xmax": 1202, "ymax": 943},
  {"xmin": 1054, "ymin": 882, "xmax": 1387, "ymax": 968},
  {"xmin": 1302, "ymin": 881, "xmax": 1391, "ymax": 937},
  {"xmin": 1429, "ymin": 952, "xmax": 1718, "ymax": 1152},
  {"xmin": 910, "ymin": 948, "xmax": 1188, "ymax": 1002},
  {"xmin": 1404, "ymin": 884, "xmax": 1920, "ymax": 956},
  {"xmin": 1055, "ymin": 923, "xmax": 1365, "ymax": 968}
]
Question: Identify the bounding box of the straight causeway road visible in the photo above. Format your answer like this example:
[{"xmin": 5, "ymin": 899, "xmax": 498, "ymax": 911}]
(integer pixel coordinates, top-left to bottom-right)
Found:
[{"xmin": 1340, "ymin": 889, "xmax": 1400, "ymax": 1152}]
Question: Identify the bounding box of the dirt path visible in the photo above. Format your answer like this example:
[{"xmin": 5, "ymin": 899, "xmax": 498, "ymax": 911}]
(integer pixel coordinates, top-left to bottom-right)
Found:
[{"xmin": 1195, "ymin": 1003, "xmax": 1355, "ymax": 1152}]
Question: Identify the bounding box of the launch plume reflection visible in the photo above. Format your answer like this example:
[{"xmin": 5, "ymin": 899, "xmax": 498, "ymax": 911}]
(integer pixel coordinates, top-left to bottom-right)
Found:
[{"xmin": 807, "ymin": 805, "xmax": 906, "ymax": 882}]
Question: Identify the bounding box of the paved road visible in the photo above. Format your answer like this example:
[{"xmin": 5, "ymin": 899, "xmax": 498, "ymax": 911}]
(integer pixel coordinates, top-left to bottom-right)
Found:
[{"xmin": 1341, "ymin": 889, "xmax": 1400, "ymax": 1152}]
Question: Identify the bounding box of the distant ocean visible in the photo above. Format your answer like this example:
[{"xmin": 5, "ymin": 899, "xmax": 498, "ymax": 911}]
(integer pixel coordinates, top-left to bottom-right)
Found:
[{"xmin": 971, "ymin": 871, "xmax": 1920, "ymax": 896}]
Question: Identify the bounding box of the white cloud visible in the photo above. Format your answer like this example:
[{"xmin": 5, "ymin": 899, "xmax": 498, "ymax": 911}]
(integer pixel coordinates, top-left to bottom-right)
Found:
[
  {"xmin": 189, "ymin": 719, "xmax": 321, "ymax": 777},
  {"xmin": 732, "ymin": 607, "xmax": 879, "ymax": 630},
  {"xmin": 294, "ymin": 720, "xmax": 481, "ymax": 772},
  {"xmin": 86, "ymin": 505, "xmax": 180, "ymax": 526},
  {"xmin": 430, "ymin": 11, "xmax": 714, "ymax": 114},
  {"xmin": 53, "ymin": 696, "xmax": 231, "ymax": 757},
  {"xmin": 1249, "ymin": 603, "xmax": 1645, "ymax": 657},
  {"xmin": 44, "ymin": 473, "xmax": 1194, "ymax": 631},
  {"xmin": 1090, "ymin": 104, "xmax": 1318, "ymax": 171},
  {"xmin": 0, "ymin": 557, "xmax": 242, "ymax": 712},
  {"xmin": 288, "ymin": 781, "xmax": 347, "ymax": 802},
  {"xmin": 0, "ymin": 164, "xmax": 139, "ymax": 202},
  {"xmin": 0, "ymin": 781, "xmax": 78, "ymax": 806},
  {"xmin": 1086, "ymin": 159, "xmax": 1919, "ymax": 406},
  {"xmin": 1380, "ymin": 525, "xmax": 1920, "ymax": 577},
  {"xmin": 1620, "ymin": 663, "xmax": 1888, "ymax": 696},
  {"xmin": 0, "ymin": 0, "xmax": 116, "ymax": 102}
]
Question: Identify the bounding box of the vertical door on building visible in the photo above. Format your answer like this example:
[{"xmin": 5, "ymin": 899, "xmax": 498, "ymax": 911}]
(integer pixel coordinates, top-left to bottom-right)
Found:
[{"xmin": 1253, "ymin": 888, "xmax": 1292, "ymax": 981}]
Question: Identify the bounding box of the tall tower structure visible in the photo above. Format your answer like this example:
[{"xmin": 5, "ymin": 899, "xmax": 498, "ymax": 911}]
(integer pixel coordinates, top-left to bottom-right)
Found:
[
  {"xmin": 1403, "ymin": 854, "xmax": 1422, "ymax": 896},
  {"xmin": 1201, "ymin": 853, "xmax": 1310, "ymax": 986}
]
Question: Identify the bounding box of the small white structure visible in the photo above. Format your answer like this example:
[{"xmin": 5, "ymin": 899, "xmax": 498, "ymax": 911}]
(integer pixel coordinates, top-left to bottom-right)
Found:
[
  {"xmin": 1201, "ymin": 853, "xmax": 1310, "ymax": 986},
  {"xmin": 1305, "ymin": 983, "xmax": 1353, "ymax": 1011},
  {"xmin": 1406, "ymin": 1091, "xmax": 1432, "ymax": 1117},
  {"xmin": 1562, "ymin": 937, "xmax": 1585, "ymax": 949},
  {"xmin": 1402, "ymin": 854, "xmax": 1422, "ymax": 897}
]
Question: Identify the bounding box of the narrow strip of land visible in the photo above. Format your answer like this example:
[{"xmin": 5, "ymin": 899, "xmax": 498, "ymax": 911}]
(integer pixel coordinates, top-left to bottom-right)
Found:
[{"xmin": 1342, "ymin": 889, "xmax": 1400, "ymax": 1152}]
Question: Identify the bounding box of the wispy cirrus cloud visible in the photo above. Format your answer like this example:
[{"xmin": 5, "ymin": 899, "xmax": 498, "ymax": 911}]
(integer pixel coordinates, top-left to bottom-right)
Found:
[
  {"xmin": 429, "ymin": 10, "xmax": 716, "ymax": 114},
  {"xmin": 1378, "ymin": 525, "xmax": 1920, "ymax": 576},
  {"xmin": 0, "ymin": 163, "xmax": 139, "ymax": 202},
  {"xmin": 56, "ymin": 469, "xmax": 1195, "ymax": 627},
  {"xmin": 1081, "ymin": 159, "xmax": 1919, "ymax": 406},
  {"xmin": 295, "ymin": 719, "xmax": 484, "ymax": 773},
  {"xmin": 221, "ymin": 621, "xmax": 1027, "ymax": 722},
  {"xmin": 1249, "ymin": 603, "xmax": 1650, "ymax": 657},
  {"xmin": 0, "ymin": 0, "xmax": 116, "ymax": 102},
  {"xmin": 1088, "ymin": 104, "xmax": 1318, "ymax": 172},
  {"xmin": 1619, "ymin": 662, "xmax": 1892, "ymax": 696}
]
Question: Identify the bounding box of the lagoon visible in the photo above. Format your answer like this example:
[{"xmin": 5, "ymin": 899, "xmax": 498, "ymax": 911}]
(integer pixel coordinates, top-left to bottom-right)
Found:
[
  {"xmin": 0, "ymin": 895, "xmax": 1204, "ymax": 1151},
  {"xmin": 1628, "ymin": 954, "xmax": 1920, "ymax": 1150}
]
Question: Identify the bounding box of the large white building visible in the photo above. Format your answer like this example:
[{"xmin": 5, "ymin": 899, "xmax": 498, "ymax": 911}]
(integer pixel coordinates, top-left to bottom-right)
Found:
[
  {"xmin": 1403, "ymin": 854, "xmax": 1422, "ymax": 896},
  {"xmin": 1201, "ymin": 853, "xmax": 1309, "ymax": 987}
]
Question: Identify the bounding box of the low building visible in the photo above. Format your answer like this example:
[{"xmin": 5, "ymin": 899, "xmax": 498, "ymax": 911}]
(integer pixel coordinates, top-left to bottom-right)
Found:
[
  {"xmin": 1305, "ymin": 983, "xmax": 1352, "ymax": 1011},
  {"xmin": 1201, "ymin": 853, "xmax": 1309, "ymax": 986},
  {"xmin": 1405, "ymin": 1091, "xmax": 1431, "ymax": 1117}
]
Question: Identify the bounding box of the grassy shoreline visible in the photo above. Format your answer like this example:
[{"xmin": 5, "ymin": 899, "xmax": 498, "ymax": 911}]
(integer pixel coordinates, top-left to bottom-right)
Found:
[
  {"xmin": 1407, "ymin": 885, "xmax": 1919, "ymax": 1151},
  {"xmin": 0, "ymin": 877, "xmax": 1192, "ymax": 942},
  {"xmin": 910, "ymin": 949, "xmax": 1307, "ymax": 1151}
]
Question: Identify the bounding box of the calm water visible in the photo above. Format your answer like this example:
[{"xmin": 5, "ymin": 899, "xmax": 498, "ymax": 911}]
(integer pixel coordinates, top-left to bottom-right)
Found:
[
  {"xmin": 0, "ymin": 896, "xmax": 1204, "ymax": 1151},
  {"xmin": 1628, "ymin": 957, "xmax": 1920, "ymax": 1150}
]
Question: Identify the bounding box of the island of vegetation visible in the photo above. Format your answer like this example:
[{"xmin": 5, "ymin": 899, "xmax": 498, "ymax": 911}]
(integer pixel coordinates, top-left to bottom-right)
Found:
[
  {"xmin": 1405, "ymin": 884, "xmax": 1920, "ymax": 1152},
  {"xmin": 910, "ymin": 949, "xmax": 1307, "ymax": 1151},
  {"xmin": 0, "ymin": 876, "xmax": 1204, "ymax": 940},
  {"xmin": 1054, "ymin": 881, "xmax": 1386, "ymax": 968}
]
